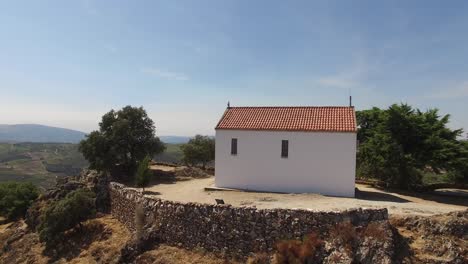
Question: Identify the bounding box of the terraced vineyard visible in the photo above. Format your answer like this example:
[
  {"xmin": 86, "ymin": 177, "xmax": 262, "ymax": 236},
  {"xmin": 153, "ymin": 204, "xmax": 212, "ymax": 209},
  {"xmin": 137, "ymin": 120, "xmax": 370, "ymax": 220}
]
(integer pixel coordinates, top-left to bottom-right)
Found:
[
  {"xmin": 0, "ymin": 143, "xmax": 88, "ymax": 190},
  {"xmin": 0, "ymin": 142, "xmax": 184, "ymax": 190}
]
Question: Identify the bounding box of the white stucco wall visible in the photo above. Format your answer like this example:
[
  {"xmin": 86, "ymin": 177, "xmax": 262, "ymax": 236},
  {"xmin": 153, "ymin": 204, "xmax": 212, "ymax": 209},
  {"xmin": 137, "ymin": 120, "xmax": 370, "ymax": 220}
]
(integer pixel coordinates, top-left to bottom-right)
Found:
[{"xmin": 215, "ymin": 130, "xmax": 357, "ymax": 197}]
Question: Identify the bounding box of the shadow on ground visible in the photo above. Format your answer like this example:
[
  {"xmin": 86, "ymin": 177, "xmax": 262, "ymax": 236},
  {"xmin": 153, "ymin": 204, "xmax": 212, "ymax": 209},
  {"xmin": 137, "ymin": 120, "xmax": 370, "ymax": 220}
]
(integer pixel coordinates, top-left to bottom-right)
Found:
[
  {"xmin": 357, "ymin": 185, "xmax": 468, "ymax": 207},
  {"xmin": 355, "ymin": 188, "xmax": 410, "ymax": 203},
  {"xmin": 143, "ymin": 190, "xmax": 161, "ymax": 196},
  {"xmin": 391, "ymin": 189, "xmax": 468, "ymax": 207}
]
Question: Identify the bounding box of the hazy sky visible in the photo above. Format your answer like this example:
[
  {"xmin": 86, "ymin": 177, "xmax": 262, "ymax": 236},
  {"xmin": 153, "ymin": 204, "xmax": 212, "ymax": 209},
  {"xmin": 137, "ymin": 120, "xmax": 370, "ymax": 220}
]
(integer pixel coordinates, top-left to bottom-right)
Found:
[{"xmin": 1, "ymin": 1, "xmax": 468, "ymax": 136}]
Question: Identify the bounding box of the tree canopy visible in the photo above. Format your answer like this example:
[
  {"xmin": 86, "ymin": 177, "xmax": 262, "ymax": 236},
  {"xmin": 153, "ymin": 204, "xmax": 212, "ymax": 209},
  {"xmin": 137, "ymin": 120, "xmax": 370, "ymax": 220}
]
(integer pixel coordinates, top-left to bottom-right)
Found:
[
  {"xmin": 0, "ymin": 182, "xmax": 39, "ymax": 220},
  {"xmin": 357, "ymin": 104, "xmax": 468, "ymax": 188},
  {"xmin": 79, "ymin": 106, "xmax": 165, "ymax": 176},
  {"xmin": 180, "ymin": 135, "xmax": 215, "ymax": 168}
]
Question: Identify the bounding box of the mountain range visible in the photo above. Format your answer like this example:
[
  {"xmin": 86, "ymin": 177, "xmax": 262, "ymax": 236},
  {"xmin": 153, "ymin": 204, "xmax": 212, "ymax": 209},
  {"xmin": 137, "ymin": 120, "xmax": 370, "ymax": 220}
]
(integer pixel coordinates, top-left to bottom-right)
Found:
[
  {"xmin": 0, "ymin": 124, "xmax": 86, "ymax": 143},
  {"xmin": 0, "ymin": 124, "xmax": 191, "ymax": 144}
]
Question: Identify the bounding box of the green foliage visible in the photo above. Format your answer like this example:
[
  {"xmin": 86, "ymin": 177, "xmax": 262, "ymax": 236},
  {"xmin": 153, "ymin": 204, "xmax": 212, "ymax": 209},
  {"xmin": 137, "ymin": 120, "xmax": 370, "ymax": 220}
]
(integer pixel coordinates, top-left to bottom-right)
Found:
[
  {"xmin": 38, "ymin": 189, "xmax": 96, "ymax": 247},
  {"xmin": 0, "ymin": 181, "xmax": 39, "ymax": 220},
  {"xmin": 135, "ymin": 156, "xmax": 152, "ymax": 191},
  {"xmin": 79, "ymin": 106, "xmax": 165, "ymax": 176},
  {"xmin": 446, "ymin": 140, "xmax": 468, "ymax": 184},
  {"xmin": 180, "ymin": 135, "xmax": 215, "ymax": 168},
  {"xmin": 357, "ymin": 104, "xmax": 468, "ymax": 188}
]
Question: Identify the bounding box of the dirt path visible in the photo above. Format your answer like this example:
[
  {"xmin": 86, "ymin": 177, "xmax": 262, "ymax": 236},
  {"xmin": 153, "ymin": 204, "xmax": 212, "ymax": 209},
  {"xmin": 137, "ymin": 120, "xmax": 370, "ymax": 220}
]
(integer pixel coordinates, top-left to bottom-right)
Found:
[{"xmin": 146, "ymin": 177, "xmax": 467, "ymax": 216}]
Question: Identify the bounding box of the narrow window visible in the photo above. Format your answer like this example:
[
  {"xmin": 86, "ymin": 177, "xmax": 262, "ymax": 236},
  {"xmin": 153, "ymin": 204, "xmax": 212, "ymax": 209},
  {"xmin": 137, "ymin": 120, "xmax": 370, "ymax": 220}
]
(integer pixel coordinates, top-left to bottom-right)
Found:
[
  {"xmin": 231, "ymin": 138, "xmax": 237, "ymax": 155},
  {"xmin": 281, "ymin": 140, "xmax": 288, "ymax": 158}
]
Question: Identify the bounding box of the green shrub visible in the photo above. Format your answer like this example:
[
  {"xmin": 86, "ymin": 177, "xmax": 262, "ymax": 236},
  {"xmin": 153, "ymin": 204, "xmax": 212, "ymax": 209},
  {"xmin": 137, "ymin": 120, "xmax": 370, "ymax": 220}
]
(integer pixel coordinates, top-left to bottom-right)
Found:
[
  {"xmin": 135, "ymin": 156, "xmax": 152, "ymax": 192},
  {"xmin": 0, "ymin": 181, "xmax": 39, "ymax": 220},
  {"xmin": 38, "ymin": 188, "xmax": 96, "ymax": 247}
]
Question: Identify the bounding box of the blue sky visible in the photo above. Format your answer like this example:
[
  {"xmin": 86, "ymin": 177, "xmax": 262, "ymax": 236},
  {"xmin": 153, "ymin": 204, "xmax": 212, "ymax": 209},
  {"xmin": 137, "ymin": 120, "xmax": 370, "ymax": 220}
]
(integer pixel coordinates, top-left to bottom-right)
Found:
[{"xmin": 1, "ymin": 0, "xmax": 468, "ymax": 136}]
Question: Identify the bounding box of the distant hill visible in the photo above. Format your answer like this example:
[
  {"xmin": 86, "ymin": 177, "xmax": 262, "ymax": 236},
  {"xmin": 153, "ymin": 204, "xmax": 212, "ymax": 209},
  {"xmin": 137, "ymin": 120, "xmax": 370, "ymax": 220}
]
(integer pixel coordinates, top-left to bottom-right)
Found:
[
  {"xmin": 0, "ymin": 124, "xmax": 86, "ymax": 143},
  {"xmin": 159, "ymin": 136, "xmax": 191, "ymax": 144},
  {"xmin": 0, "ymin": 124, "xmax": 200, "ymax": 145}
]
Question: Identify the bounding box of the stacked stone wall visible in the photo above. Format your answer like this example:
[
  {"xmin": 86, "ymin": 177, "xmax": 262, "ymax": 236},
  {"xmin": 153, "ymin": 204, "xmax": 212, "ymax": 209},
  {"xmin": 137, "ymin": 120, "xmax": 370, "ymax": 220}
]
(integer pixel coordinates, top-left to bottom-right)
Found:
[{"xmin": 109, "ymin": 182, "xmax": 388, "ymax": 257}]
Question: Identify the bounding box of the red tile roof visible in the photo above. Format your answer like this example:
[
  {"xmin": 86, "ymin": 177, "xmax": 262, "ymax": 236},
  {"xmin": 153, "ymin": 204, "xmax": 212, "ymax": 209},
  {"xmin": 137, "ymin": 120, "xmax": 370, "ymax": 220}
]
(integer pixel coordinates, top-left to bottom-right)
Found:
[{"xmin": 215, "ymin": 106, "xmax": 356, "ymax": 132}]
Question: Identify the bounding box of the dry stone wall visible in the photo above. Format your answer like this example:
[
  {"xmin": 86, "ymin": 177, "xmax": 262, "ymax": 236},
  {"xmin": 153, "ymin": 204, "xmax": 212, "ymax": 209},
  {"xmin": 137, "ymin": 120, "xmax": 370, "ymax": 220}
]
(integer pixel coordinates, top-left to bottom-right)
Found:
[{"xmin": 109, "ymin": 182, "xmax": 388, "ymax": 257}]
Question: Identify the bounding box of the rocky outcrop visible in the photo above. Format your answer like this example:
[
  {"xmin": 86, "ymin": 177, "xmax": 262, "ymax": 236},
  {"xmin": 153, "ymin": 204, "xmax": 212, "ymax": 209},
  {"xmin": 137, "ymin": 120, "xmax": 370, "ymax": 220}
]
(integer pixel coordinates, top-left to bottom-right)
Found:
[
  {"xmin": 74, "ymin": 169, "xmax": 111, "ymax": 212},
  {"xmin": 109, "ymin": 182, "xmax": 389, "ymax": 259},
  {"xmin": 391, "ymin": 210, "xmax": 468, "ymax": 263},
  {"xmin": 25, "ymin": 169, "xmax": 109, "ymax": 231}
]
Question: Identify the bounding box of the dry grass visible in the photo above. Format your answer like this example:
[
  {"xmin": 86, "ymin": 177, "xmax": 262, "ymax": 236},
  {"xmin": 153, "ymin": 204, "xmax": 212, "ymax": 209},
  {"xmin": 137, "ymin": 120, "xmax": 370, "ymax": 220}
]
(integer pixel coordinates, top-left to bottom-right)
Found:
[
  {"xmin": 0, "ymin": 215, "xmax": 130, "ymax": 264},
  {"xmin": 135, "ymin": 245, "xmax": 239, "ymax": 264},
  {"xmin": 1, "ymin": 215, "xmax": 238, "ymax": 264},
  {"xmin": 361, "ymin": 222, "xmax": 387, "ymax": 241},
  {"xmin": 0, "ymin": 220, "xmax": 49, "ymax": 264},
  {"xmin": 273, "ymin": 232, "xmax": 323, "ymax": 264},
  {"xmin": 0, "ymin": 221, "xmax": 13, "ymax": 235},
  {"xmin": 247, "ymin": 253, "xmax": 271, "ymax": 264},
  {"xmin": 58, "ymin": 216, "xmax": 130, "ymax": 264}
]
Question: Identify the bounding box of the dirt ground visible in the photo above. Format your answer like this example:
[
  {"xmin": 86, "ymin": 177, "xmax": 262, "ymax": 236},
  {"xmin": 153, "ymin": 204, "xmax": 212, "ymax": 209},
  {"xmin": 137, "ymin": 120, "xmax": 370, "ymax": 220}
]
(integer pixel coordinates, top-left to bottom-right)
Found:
[{"xmin": 145, "ymin": 177, "xmax": 467, "ymax": 216}]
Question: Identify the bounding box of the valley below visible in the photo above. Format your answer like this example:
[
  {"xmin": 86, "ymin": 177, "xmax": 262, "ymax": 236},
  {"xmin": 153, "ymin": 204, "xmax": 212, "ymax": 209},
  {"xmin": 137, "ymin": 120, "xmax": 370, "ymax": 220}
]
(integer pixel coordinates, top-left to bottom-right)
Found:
[
  {"xmin": 0, "ymin": 143, "xmax": 88, "ymax": 190},
  {"xmin": 0, "ymin": 142, "xmax": 183, "ymax": 190}
]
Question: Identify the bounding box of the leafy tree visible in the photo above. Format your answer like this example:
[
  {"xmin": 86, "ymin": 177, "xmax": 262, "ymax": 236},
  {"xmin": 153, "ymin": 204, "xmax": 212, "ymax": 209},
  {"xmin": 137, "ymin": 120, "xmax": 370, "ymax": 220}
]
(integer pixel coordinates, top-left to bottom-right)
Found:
[
  {"xmin": 446, "ymin": 140, "xmax": 468, "ymax": 184},
  {"xmin": 0, "ymin": 182, "xmax": 39, "ymax": 220},
  {"xmin": 79, "ymin": 106, "xmax": 165, "ymax": 176},
  {"xmin": 357, "ymin": 104, "xmax": 467, "ymax": 188},
  {"xmin": 38, "ymin": 189, "xmax": 96, "ymax": 247},
  {"xmin": 180, "ymin": 135, "xmax": 215, "ymax": 168},
  {"xmin": 356, "ymin": 107, "xmax": 385, "ymax": 143},
  {"xmin": 135, "ymin": 155, "xmax": 152, "ymax": 192}
]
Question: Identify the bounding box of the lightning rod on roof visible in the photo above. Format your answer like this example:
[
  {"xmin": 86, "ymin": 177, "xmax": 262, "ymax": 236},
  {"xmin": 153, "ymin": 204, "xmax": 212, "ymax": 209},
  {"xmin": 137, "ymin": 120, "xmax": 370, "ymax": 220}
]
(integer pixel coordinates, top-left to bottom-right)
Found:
[{"xmin": 227, "ymin": 101, "xmax": 231, "ymax": 108}]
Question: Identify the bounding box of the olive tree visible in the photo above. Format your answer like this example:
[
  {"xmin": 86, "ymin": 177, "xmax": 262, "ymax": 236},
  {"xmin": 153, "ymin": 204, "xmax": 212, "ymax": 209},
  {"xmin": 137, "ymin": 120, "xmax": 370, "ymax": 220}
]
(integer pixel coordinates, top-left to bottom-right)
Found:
[
  {"xmin": 79, "ymin": 106, "xmax": 165, "ymax": 176},
  {"xmin": 180, "ymin": 135, "xmax": 215, "ymax": 169}
]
